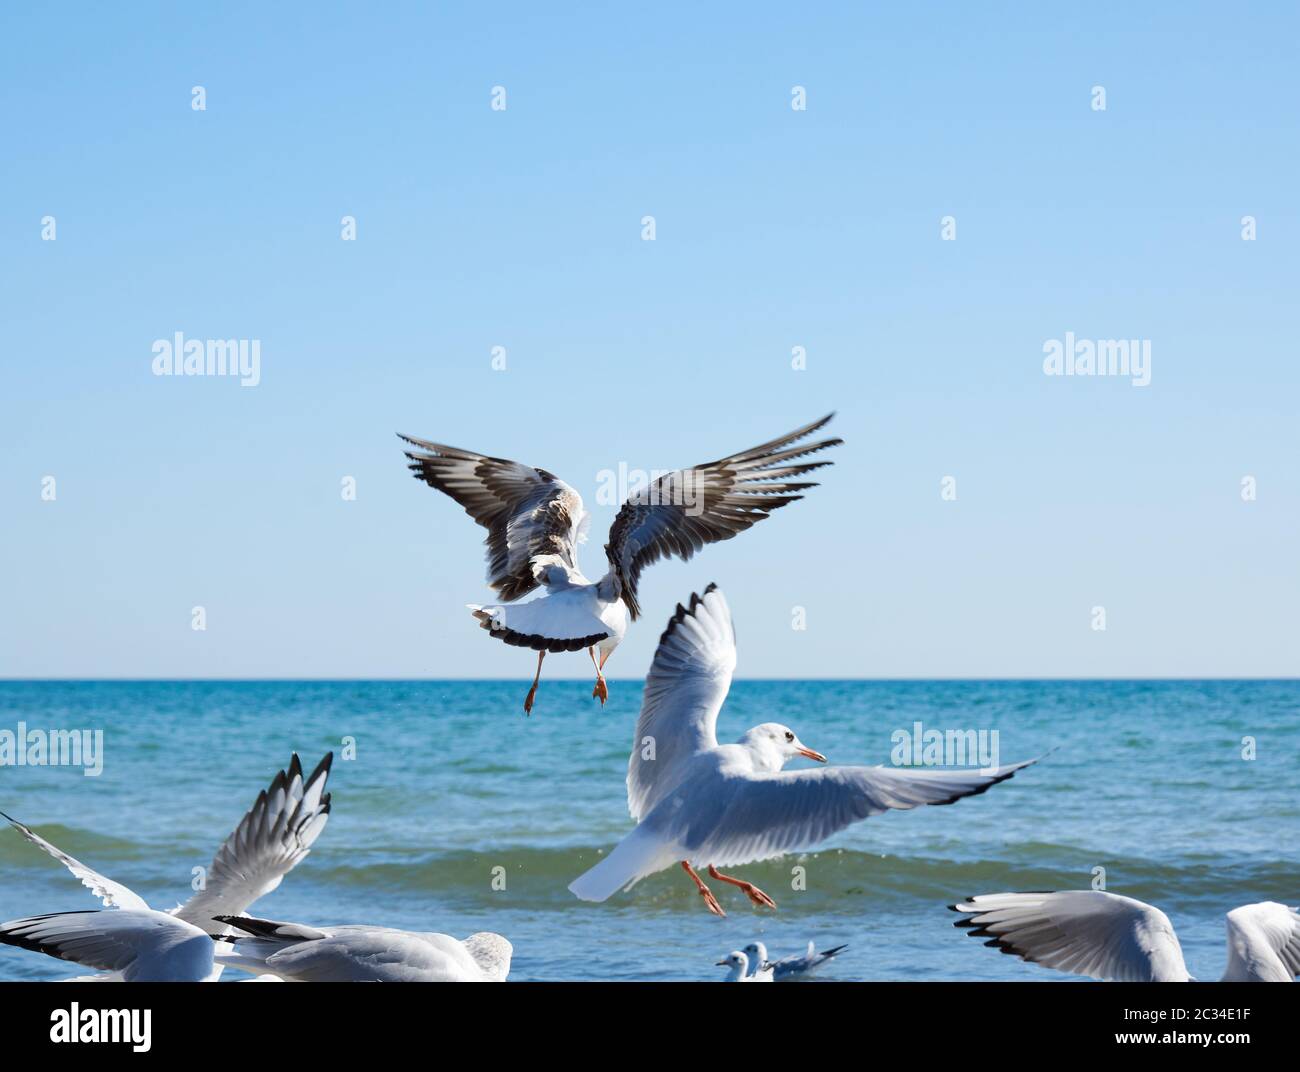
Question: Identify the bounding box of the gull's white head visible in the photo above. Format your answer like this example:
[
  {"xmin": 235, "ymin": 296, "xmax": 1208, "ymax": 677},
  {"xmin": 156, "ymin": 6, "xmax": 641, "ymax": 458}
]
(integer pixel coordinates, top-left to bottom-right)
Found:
[
  {"xmin": 740, "ymin": 722, "xmax": 828, "ymax": 772},
  {"xmin": 716, "ymin": 950, "xmax": 750, "ymax": 981},
  {"xmin": 742, "ymin": 941, "xmax": 769, "ymax": 973}
]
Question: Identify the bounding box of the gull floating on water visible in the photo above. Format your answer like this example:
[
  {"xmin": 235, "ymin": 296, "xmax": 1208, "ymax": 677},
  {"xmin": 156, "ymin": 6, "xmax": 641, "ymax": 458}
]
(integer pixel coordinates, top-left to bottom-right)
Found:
[
  {"xmin": 400, "ymin": 414, "xmax": 841, "ymax": 713},
  {"xmin": 0, "ymin": 753, "xmax": 332, "ymax": 982},
  {"xmin": 951, "ymin": 891, "xmax": 1300, "ymax": 982},
  {"xmin": 213, "ymin": 915, "xmax": 512, "ymax": 982},
  {"xmin": 568, "ymin": 585, "xmax": 1040, "ymax": 915},
  {"xmin": 744, "ymin": 940, "xmax": 847, "ymax": 981},
  {"xmin": 717, "ymin": 950, "xmax": 772, "ymax": 982}
]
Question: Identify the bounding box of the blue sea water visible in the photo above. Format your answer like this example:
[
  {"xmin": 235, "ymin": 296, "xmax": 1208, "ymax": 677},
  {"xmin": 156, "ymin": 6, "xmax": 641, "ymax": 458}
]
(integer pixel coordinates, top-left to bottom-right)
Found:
[{"xmin": 0, "ymin": 679, "xmax": 1295, "ymax": 982}]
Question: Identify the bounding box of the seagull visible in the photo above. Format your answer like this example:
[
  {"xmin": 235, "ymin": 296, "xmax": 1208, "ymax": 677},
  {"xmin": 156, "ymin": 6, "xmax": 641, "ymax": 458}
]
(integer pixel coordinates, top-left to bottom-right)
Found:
[
  {"xmin": 212, "ymin": 915, "xmax": 512, "ymax": 982},
  {"xmin": 951, "ymin": 890, "xmax": 1300, "ymax": 982},
  {"xmin": 399, "ymin": 414, "xmax": 842, "ymax": 713},
  {"xmin": 744, "ymin": 939, "xmax": 847, "ymax": 981},
  {"xmin": 0, "ymin": 753, "xmax": 332, "ymax": 982},
  {"xmin": 568, "ymin": 585, "xmax": 1040, "ymax": 916},
  {"xmin": 717, "ymin": 949, "xmax": 772, "ymax": 982}
]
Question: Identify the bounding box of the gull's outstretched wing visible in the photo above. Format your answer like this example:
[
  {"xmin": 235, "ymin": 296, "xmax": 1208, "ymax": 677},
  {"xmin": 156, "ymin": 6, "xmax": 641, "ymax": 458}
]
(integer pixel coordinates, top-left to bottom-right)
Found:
[
  {"xmin": 653, "ymin": 759, "xmax": 1039, "ymax": 868},
  {"xmin": 0, "ymin": 909, "xmax": 213, "ymax": 981},
  {"xmin": 173, "ymin": 754, "xmax": 332, "ymax": 934},
  {"xmin": 0, "ymin": 811, "xmax": 148, "ymax": 911},
  {"xmin": 1222, "ymin": 902, "xmax": 1300, "ymax": 981},
  {"xmin": 627, "ymin": 585, "xmax": 735, "ymax": 821},
  {"xmin": 950, "ymin": 890, "xmax": 1191, "ymax": 982},
  {"xmin": 604, "ymin": 414, "xmax": 842, "ymax": 618},
  {"xmin": 399, "ymin": 435, "xmax": 587, "ymax": 602}
]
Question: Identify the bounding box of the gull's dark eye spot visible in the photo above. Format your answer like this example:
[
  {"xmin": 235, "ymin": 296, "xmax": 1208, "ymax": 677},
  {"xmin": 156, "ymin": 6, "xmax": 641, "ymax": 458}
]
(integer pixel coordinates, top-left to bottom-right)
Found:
[{"xmin": 784, "ymin": 731, "xmax": 794, "ymax": 742}]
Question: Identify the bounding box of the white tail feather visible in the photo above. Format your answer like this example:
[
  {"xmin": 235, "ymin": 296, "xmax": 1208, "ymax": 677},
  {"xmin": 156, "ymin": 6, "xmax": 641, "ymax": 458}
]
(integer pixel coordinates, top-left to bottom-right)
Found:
[{"xmin": 568, "ymin": 827, "xmax": 672, "ymax": 903}]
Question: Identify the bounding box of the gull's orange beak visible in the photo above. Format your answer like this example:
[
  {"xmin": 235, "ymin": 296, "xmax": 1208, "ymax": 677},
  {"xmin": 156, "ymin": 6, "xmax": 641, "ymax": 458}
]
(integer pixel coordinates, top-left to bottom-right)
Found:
[{"xmin": 797, "ymin": 746, "xmax": 828, "ymax": 763}]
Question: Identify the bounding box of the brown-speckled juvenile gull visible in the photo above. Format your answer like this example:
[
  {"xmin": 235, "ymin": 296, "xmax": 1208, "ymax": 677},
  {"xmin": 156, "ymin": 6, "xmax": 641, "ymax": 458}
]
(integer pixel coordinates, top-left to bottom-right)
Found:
[{"xmin": 399, "ymin": 413, "xmax": 842, "ymax": 714}]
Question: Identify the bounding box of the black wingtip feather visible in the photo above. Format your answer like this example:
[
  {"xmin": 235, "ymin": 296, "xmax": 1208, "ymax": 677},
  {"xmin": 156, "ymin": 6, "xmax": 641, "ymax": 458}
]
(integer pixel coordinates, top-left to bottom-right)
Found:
[
  {"xmin": 0, "ymin": 910, "xmax": 106, "ymax": 962},
  {"xmin": 656, "ymin": 584, "xmax": 723, "ymax": 647},
  {"xmin": 212, "ymin": 914, "xmax": 271, "ymax": 940},
  {"xmin": 922, "ymin": 758, "xmax": 1041, "ymax": 809},
  {"xmin": 213, "ymin": 914, "xmax": 325, "ymax": 944},
  {"xmin": 0, "ymin": 930, "xmax": 69, "ymax": 959},
  {"xmin": 306, "ymin": 752, "xmax": 333, "ymax": 785}
]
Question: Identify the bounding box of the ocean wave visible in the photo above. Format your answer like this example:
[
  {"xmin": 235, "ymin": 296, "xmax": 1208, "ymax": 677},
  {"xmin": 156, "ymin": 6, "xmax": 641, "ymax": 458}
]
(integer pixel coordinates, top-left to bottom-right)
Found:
[{"xmin": 298, "ymin": 843, "xmax": 1299, "ymax": 909}]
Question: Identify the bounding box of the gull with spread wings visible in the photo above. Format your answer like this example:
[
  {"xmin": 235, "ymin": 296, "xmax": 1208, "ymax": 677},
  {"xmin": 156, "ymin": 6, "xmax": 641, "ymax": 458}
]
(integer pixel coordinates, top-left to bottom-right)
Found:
[
  {"xmin": 399, "ymin": 414, "xmax": 841, "ymax": 713},
  {"xmin": 568, "ymin": 586, "xmax": 1041, "ymax": 916},
  {"xmin": 0, "ymin": 753, "xmax": 331, "ymax": 981}
]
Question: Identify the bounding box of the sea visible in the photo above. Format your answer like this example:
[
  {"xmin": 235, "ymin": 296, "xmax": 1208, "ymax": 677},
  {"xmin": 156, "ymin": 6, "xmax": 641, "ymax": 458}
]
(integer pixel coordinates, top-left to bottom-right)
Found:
[{"xmin": 0, "ymin": 680, "xmax": 1295, "ymax": 982}]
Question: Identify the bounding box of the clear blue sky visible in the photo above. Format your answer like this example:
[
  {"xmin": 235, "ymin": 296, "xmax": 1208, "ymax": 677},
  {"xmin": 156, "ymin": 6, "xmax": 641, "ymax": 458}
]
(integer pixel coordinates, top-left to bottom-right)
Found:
[{"xmin": 1, "ymin": 3, "xmax": 1296, "ymax": 678}]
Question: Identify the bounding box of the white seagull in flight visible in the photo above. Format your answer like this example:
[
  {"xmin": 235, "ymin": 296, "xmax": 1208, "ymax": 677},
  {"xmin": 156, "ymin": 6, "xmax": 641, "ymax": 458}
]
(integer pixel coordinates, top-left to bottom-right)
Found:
[
  {"xmin": 0, "ymin": 753, "xmax": 332, "ymax": 982},
  {"xmin": 212, "ymin": 914, "xmax": 512, "ymax": 982},
  {"xmin": 399, "ymin": 414, "xmax": 841, "ymax": 713},
  {"xmin": 568, "ymin": 585, "xmax": 1040, "ymax": 915},
  {"xmin": 952, "ymin": 890, "xmax": 1300, "ymax": 982}
]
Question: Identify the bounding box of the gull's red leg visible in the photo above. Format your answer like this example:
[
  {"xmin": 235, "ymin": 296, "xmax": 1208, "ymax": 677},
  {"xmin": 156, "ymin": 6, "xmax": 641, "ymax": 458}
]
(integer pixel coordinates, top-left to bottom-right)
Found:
[
  {"xmin": 590, "ymin": 646, "xmax": 609, "ymax": 705},
  {"xmin": 707, "ymin": 864, "xmax": 777, "ymax": 910},
  {"xmin": 523, "ymin": 651, "xmax": 545, "ymax": 715},
  {"xmin": 681, "ymin": 861, "xmax": 725, "ymax": 917}
]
